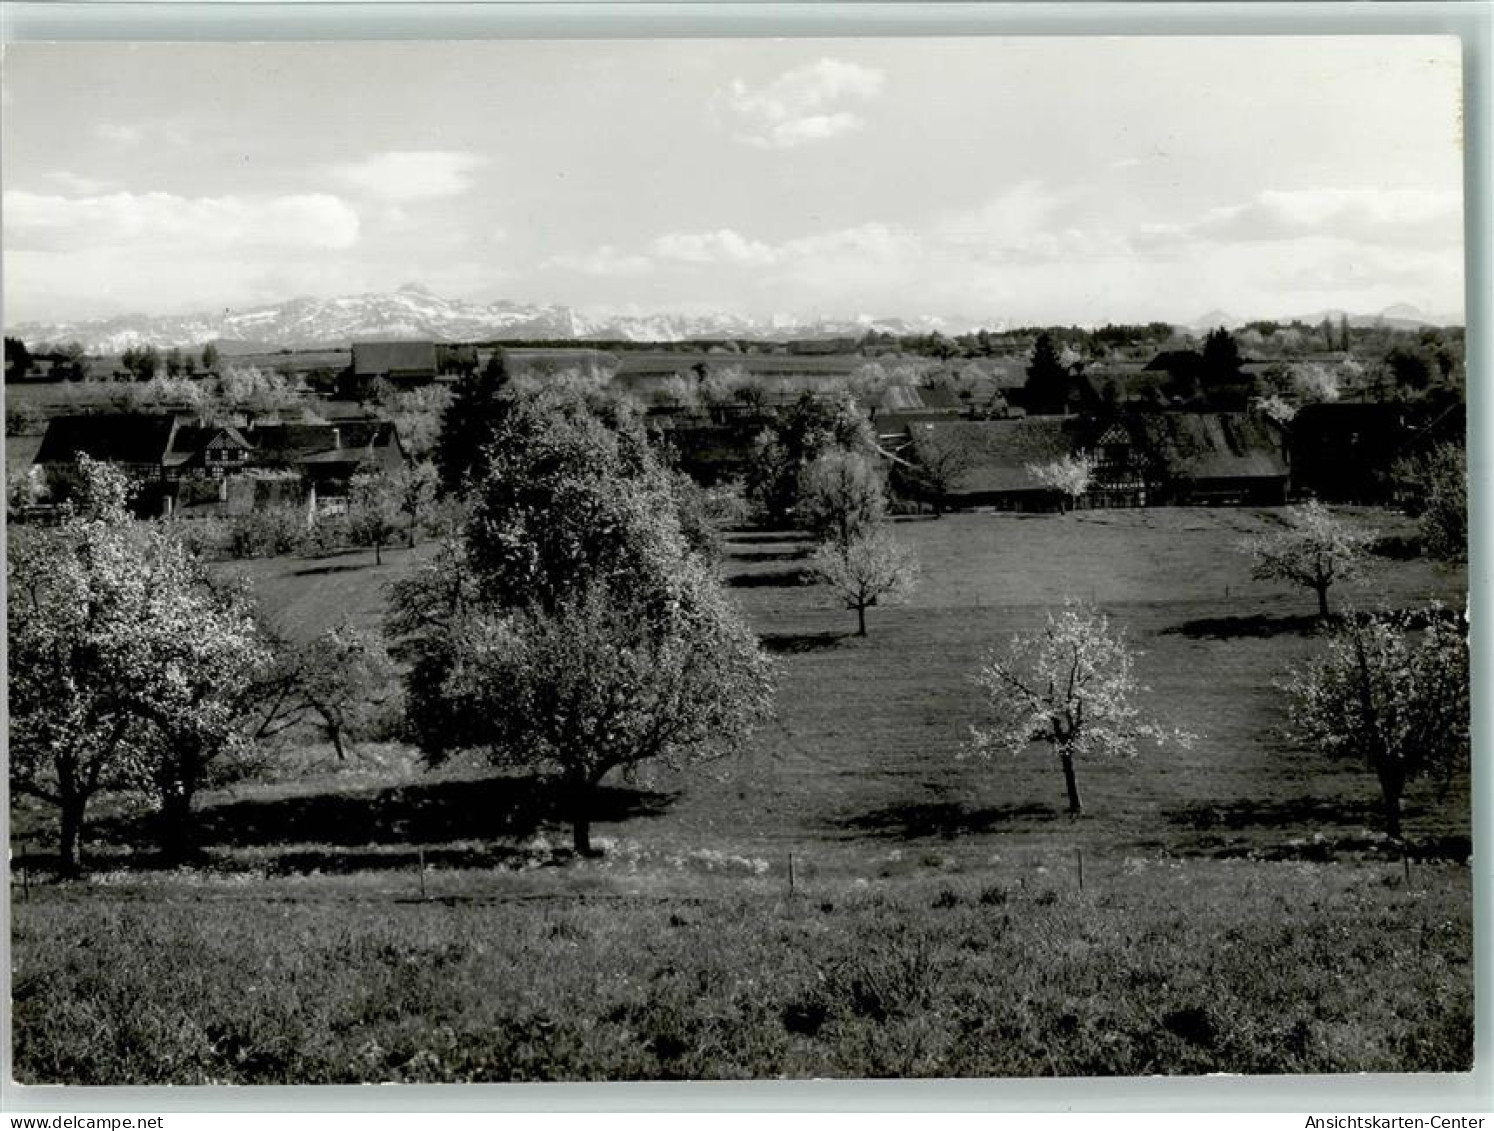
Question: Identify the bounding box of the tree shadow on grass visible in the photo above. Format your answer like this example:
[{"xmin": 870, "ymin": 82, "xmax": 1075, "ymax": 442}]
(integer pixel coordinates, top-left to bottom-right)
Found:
[
  {"xmin": 725, "ymin": 568, "xmax": 817, "ymax": 589},
  {"xmin": 724, "ymin": 531, "xmax": 817, "ymax": 545},
  {"xmin": 263, "ymin": 844, "xmax": 532, "ymax": 875},
  {"xmin": 1162, "ymin": 612, "xmax": 1323, "ymax": 640},
  {"xmin": 292, "ymin": 562, "xmax": 374, "ymax": 577},
  {"xmin": 94, "ymin": 775, "xmax": 677, "ymax": 853},
  {"xmin": 1163, "ymin": 796, "xmax": 1468, "ymax": 861},
  {"xmin": 1165, "ymin": 796, "xmax": 1381, "ymax": 832},
  {"xmin": 759, "ymin": 631, "xmax": 853, "ymax": 654},
  {"xmin": 833, "ymin": 800, "xmax": 1056, "ymax": 840},
  {"xmin": 725, "ymin": 548, "xmax": 813, "ymax": 563}
]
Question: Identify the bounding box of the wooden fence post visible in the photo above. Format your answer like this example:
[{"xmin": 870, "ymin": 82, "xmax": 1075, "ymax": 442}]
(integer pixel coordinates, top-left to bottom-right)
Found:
[
  {"xmin": 788, "ymin": 852, "xmax": 796, "ymax": 896},
  {"xmin": 1076, "ymin": 847, "xmax": 1084, "ymax": 892},
  {"xmin": 418, "ymin": 847, "xmax": 427, "ymax": 901}
]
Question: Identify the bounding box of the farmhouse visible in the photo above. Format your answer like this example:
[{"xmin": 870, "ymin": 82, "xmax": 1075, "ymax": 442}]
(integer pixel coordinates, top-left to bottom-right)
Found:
[{"xmin": 29, "ymin": 412, "xmax": 409, "ymax": 517}]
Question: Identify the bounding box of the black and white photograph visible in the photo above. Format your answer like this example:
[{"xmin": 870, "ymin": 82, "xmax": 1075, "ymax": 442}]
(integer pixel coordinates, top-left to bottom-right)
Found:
[{"xmin": 2, "ymin": 30, "xmax": 1475, "ymax": 1087}]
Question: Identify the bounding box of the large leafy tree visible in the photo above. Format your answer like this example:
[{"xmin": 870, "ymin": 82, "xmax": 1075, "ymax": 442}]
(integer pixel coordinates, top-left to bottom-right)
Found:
[
  {"xmin": 968, "ymin": 601, "xmax": 1187, "ymax": 815},
  {"xmin": 7, "ymin": 457, "xmax": 268, "ymax": 869},
  {"xmin": 114, "ymin": 552, "xmax": 268, "ymax": 862},
  {"xmin": 1286, "ymin": 607, "xmax": 1468, "ymax": 840},
  {"xmin": 8, "ymin": 461, "xmax": 140, "ymax": 874},
  {"xmin": 391, "ymin": 389, "xmax": 775, "ymax": 854},
  {"xmin": 1243, "ymin": 502, "xmax": 1369, "ymax": 618}
]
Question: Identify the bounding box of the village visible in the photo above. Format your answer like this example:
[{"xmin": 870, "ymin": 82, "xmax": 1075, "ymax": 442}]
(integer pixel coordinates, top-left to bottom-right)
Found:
[{"xmin": 4, "ymin": 320, "xmax": 1466, "ymax": 534}]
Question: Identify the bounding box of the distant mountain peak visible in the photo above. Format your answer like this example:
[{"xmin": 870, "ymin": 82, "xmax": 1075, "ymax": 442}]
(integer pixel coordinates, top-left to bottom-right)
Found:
[
  {"xmin": 9, "ymin": 289, "xmax": 996, "ymax": 352},
  {"xmin": 1189, "ymin": 309, "xmax": 1244, "ymax": 332},
  {"xmin": 1379, "ymin": 302, "xmax": 1426, "ymax": 321}
]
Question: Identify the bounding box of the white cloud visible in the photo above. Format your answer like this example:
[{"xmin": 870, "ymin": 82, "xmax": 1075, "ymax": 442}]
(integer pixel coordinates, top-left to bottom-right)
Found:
[
  {"xmin": 44, "ymin": 171, "xmax": 114, "ymax": 195},
  {"xmin": 3, "ymin": 190, "xmax": 360, "ymax": 252},
  {"xmin": 331, "ymin": 150, "xmax": 487, "ymax": 203},
  {"xmin": 726, "ymin": 58, "xmax": 884, "ymax": 148},
  {"xmin": 544, "ymin": 245, "xmax": 655, "ymax": 278},
  {"xmin": 651, "ymin": 228, "xmax": 778, "ymax": 266},
  {"xmin": 743, "ymin": 111, "xmax": 866, "ymax": 149},
  {"xmin": 1160, "ymin": 187, "xmax": 1463, "ymax": 247},
  {"xmin": 93, "ymin": 119, "xmax": 191, "ymax": 148},
  {"xmin": 94, "ymin": 122, "xmax": 144, "ymax": 146}
]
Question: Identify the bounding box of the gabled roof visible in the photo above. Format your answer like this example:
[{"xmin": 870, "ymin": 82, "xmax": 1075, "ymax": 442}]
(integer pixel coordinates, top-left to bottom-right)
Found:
[
  {"xmin": 906, "ymin": 418, "xmax": 1078, "ymax": 496},
  {"xmin": 247, "ymin": 421, "xmax": 404, "ymax": 468},
  {"xmin": 876, "ymin": 384, "xmax": 928, "ymax": 412},
  {"xmin": 918, "ymin": 385, "xmax": 962, "ymax": 411},
  {"xmin": 352, "ymin": 340, "xmax": 438, "ymax": 376},
  {"xmin": 1138, "ymin": 412, "xmax": 1288, "ymax": 481},
  {"xmin": 35, "ymin": 413, "xmax": 178, "ymax": 467}
]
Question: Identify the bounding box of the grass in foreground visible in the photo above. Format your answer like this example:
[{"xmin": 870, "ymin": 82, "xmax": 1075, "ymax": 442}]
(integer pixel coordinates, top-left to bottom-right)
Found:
[{"xmin": 11, "ymin": 858, "xmax": 1470, "ymax": 1083}]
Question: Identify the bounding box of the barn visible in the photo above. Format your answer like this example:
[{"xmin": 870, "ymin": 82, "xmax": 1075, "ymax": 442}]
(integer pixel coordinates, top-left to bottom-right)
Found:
[
  {"xmin": 903, "ymin": 417, "xmax": 1080, "ymax": 511},
  {"xmin": 350, "ymin": 341, "xmax": 440, "ymax": 386},
  {"xmin": 1137, "ymin": 412, "xmax": 1290, "ymax": 504}
]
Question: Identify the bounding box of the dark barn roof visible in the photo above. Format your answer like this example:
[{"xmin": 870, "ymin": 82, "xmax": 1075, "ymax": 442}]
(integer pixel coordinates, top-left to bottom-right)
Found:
[
  {"xmin": 35, "ymin": 413, "xmax": 178, "ymax": 468},
  {"xmin": 1139, "ymin": 412, "xmax": 1288, "ymax": 482},
  {"xmin": 352, "ymin": 340, "xmax": 439, "ymax": 377},
  {"xmin": 906, "ymin": 418, "xmax": 1078, "ymax": 497},
  {"xmin": 247, "ymin": 420, "xmax": 405, "ymax": 478}
]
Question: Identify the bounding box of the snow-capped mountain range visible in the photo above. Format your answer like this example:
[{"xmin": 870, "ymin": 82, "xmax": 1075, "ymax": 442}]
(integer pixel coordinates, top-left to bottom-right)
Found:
[
  {"xmin": 8, "ymin": 285, "xmax": 986, "ymax": 354},
  {"xmin": 8, "ymin": 286, "xmax": 1456, "ymax": 354}
]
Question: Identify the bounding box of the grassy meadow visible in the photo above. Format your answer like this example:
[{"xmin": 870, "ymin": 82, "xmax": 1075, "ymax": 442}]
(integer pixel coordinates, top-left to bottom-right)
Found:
[{"xmin": 9, "ymin": 506, "xmax": 1474, "ymax": 1082}]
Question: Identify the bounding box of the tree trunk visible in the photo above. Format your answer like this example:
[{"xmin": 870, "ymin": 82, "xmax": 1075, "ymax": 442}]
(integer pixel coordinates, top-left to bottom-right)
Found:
[
  {"xmin": 1315, "ymin": 582, "xmax": 1331, "ymax": 620},
  {"xmin": 1378, "ymin": 767, "xmax": 1405, "ymax": 840},
  {"xmin": 58, "ymin": 796, "xmax": 85, "ymax": 878},
  {"xmin": 572, "ymin": 814, "xmax": 593, "ymax": 857},
  {"xmin": 1060, "ymin": 750, "xmax": 1083, "ymax": 815},
  {"xmin": 856, "ymin": 603, "xmax": 867, "ymax": 637},
  {"xmin": 569, "ymin": 782, "xmax": 600, "ymax": 857},
  {"xmin": 158, "ymin": 788, "xmax": 199, "ymax": 865}
]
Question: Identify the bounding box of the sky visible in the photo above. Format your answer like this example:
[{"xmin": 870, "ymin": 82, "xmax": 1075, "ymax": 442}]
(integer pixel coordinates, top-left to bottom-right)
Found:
[{"xmin": 0, "ymin": 37, "xmax": 1468, "ymax": 327}]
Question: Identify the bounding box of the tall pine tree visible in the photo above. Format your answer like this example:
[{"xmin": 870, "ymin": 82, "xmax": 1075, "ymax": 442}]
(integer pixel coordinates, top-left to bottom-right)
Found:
[
  {"xmin": 435, "ymin": 349, "xmax": 513, "ymax": 494},
  {"xmin": 1023, "ymin": 332, "xmax": 1070, "ymax": 415}
]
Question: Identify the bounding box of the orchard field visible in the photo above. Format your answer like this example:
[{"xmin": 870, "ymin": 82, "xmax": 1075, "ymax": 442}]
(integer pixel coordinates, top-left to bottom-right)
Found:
[{"xmin": 10, "ymin": 506, "xmax": 1474, "ymax": 1082}]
